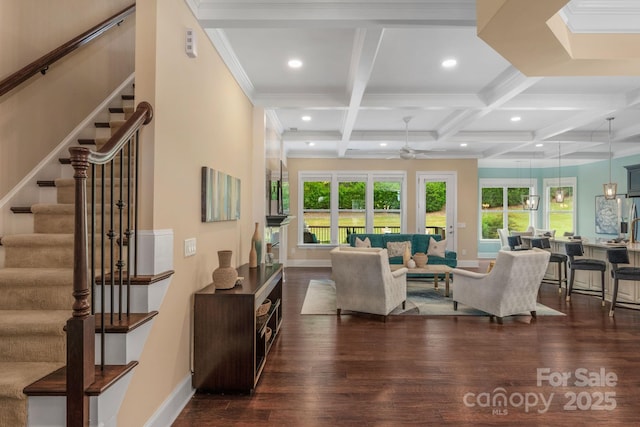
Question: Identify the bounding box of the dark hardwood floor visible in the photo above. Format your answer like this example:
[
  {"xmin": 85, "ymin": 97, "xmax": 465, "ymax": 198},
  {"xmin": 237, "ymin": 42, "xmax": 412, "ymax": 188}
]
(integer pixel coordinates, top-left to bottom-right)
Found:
[{"xmin": 173, "ymin": 264, "xmax": 640, "ymax": 426}]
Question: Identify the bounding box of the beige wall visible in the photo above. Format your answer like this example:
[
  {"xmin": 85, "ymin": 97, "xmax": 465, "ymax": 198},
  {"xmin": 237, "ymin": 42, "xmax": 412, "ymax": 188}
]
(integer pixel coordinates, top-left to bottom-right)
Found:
[
  {"xmin": 121, "ymin": 0, "xmax": 258, "ymax": 425},
  {"xmin": 0, "ymin": 0, "xmax": 135, "ymax": 197},
  {"xmin": 287, "ymin": 157, "xmax": 478, "ymax": 264}
]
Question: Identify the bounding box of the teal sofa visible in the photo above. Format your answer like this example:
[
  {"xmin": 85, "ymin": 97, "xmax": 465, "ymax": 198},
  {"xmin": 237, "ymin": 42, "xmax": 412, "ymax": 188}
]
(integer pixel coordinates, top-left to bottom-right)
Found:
[{"xmin": 346, "ymin": 233, "xmax": 457, "ymax": 269}]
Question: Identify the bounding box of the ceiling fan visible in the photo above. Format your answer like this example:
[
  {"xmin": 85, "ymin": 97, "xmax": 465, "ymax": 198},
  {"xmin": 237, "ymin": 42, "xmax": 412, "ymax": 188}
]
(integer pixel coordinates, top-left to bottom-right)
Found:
[{"xmin": 392, "ymin": 116, "xmax": 436, "ymax": 160}]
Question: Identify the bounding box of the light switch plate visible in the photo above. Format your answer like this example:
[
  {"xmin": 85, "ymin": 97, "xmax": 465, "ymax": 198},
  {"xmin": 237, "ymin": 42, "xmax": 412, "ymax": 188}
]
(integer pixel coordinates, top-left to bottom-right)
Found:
[{"xmin": 184, "ymin": 238, "xmax": 196, "ymax": 257}]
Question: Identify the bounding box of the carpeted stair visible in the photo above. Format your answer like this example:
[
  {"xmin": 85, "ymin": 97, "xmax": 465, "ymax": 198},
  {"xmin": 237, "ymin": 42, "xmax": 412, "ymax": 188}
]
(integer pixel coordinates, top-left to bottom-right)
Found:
[{"xmin": 0, "ymin": 101, "xmax": 133, "ymax": 427}]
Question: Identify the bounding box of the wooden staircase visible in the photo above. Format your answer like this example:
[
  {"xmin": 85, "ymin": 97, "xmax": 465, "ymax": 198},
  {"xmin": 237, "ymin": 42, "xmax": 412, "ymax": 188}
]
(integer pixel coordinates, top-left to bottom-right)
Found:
[{"xmin": 0, "ymin": 80, "xmax": 169, "ymax": 426}]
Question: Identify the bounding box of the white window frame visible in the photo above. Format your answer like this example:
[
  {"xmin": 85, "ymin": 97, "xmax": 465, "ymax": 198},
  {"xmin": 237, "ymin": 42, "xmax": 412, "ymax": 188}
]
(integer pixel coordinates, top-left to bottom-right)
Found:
[
  {"xmin": 479, "ymin": 178, "xmax": 538, "ymax": 241},
  {"xmin": 543, "ymin": 176, "xmax": 577, "ymax": 232},
  {"xmin": 298, "ymin": 171, "xmax": 407, "ymax": 246}
]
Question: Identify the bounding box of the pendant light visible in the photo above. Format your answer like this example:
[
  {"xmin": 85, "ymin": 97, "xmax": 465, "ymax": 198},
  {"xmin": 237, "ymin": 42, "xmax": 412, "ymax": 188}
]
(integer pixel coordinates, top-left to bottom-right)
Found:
[
  {"xmin": 521, "ymin": 159, "xmax": 539, "ymax": 210},
  {"xmin": 555, "ymin": 143, "xmax": 564, "ymax": 203},
  {"xmin": 603, "ymin": 117, "xmax": 617, "ymax": 200}
]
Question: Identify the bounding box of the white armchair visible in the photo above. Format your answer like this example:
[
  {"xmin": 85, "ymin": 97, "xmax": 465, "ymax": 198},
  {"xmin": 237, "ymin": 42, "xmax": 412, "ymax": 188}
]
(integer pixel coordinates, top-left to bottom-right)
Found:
[
  {"xmin": 497, "ymin": 228, "xmax": 510, "ymax": 251},
  {"xmin": 451, "ymin": 249, "xmax": 551, "ymax": 323},
  {"xmin": 330, "ymin": 246, "xmax": 407, "ymax": 319}
]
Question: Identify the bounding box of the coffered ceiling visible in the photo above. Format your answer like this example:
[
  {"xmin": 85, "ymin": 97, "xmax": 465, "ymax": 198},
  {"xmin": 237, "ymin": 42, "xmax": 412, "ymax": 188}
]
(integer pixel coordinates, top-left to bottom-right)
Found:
[{"xmin": 185, "ymin": 0, "xmax": 640, "ymax": 168}]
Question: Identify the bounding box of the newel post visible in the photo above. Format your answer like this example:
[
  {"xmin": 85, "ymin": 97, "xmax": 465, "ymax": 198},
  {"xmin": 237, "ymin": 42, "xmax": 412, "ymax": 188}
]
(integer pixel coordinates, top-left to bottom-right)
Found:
[{"xmin": 67, "ymin": 146, "xmax": 95, "ymax": 427}]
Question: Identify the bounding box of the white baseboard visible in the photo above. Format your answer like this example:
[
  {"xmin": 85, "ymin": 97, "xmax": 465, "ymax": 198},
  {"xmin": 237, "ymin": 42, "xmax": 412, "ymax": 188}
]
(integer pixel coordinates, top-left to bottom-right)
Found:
[{"xmin": 144, "ymin": 374, "xmax": 194, "ymax": 427}]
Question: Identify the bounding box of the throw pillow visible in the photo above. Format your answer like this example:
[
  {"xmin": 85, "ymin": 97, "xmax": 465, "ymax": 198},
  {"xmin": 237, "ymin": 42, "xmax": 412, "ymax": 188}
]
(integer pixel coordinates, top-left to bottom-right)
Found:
[
  {"xmin": 355, "ymin": 237, "xmax": 371, "ymax": 248},
  {"xmin": 387, "ymin": 241, "xmax": 411, "ymax": 258},
  {"xmin": 426, "ymin": 237, "xmax": 446, "ymax": 258}
]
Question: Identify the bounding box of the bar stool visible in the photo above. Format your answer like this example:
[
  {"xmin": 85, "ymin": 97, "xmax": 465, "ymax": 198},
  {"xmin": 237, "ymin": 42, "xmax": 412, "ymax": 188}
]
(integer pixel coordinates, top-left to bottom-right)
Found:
[
  {"xmin": 531, "ymin": 237, "xmax": 567, "ymax": 294},
  {"xmin": 565, "ymin": 242, "xmax": 606, "ymax": 305},
  {"xmin": 606, "ymin": 247, "xmax": 640, "ymax": 317}
]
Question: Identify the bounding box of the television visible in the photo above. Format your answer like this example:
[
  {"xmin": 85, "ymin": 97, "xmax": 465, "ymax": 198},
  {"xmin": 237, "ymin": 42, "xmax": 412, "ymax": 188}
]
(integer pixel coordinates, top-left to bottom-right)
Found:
[{"xmin": 266, "ymin": 160, "xmax": 289, "ymax": 226}]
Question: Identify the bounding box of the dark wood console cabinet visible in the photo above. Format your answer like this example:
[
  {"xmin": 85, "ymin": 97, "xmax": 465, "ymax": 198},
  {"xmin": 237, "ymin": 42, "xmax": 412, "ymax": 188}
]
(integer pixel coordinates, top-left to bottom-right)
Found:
[{"xmin": 193, "ymin": 263, "xmax": 283, "ymax": 393}]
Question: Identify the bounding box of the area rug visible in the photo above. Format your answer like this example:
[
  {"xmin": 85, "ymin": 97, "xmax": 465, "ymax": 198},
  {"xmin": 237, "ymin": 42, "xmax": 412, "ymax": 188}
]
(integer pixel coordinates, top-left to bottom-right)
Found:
[{"xmin": 301, "ymin": 279, "xmax": 565, "ymax": 317}]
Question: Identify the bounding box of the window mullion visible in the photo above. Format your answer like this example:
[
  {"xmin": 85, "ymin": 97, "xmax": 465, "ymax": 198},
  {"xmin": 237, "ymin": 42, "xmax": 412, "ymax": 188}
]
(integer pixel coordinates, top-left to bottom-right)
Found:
[{"xmin": 330, "ymin": 175, "xmax": 339, "ymax": 244}]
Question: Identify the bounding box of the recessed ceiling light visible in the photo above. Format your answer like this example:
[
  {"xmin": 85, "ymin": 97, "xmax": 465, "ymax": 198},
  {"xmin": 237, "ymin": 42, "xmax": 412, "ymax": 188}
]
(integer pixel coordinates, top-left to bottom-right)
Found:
[
  {"xmin": 288, "ymin": 59, "xmax": 303, "ymax": 68},
  {"xmin": 441, "ymin": 58, "xmax": 457, "ymax": 68},
  {"xmin": 306, "ymin": 141, "xmax": 315, "ymax": 146},
  {"xmin": 511, "ymin": 116, "xmax": 521, "ymax": 122},
  {"xmin": 535, "ymin": 143, "xmax": 543, "ymax": 147},
  {"xmin": 460, "ymin": 143, "xmax": 468, "ymax": 147},
  {"xmin": 380, "ymin": 142, "xmax": 387, "ymax": 147},
  {"xmin": 302, "ymin": 115, "xmax": 311, "ymax": 122}
]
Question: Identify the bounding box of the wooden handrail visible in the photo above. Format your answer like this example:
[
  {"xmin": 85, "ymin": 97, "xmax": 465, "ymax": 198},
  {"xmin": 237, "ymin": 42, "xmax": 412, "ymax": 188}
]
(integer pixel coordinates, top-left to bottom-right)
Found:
[
  {"xmin": 0, "ymin": 4, "xmax": 135, "ymax": 97},
  {"xmin": 68, "ymin": 100, "xmax": 152, "ymax": 427}
]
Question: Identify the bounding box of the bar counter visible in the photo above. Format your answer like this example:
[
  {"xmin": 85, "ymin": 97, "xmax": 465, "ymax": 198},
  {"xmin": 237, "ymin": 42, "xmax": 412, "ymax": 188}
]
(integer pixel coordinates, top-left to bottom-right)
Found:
[{"xmin": 536, "ymin": 238, "xmax": 640, "ymax": 307}]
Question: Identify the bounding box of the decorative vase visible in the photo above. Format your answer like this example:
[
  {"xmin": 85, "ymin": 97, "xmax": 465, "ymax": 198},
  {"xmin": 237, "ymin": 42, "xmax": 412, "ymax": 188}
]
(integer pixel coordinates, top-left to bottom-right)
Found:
[
  {"xmin": 212, "ymin": 250, "xmax": 238, "ymax": 289},
  {"xmin": 249, "ymin": 239, "xmax": 257, "ymax": 268},
  {"xmin": 403, "ymin": 244, "xmax": 411, "ymax": 266},
  {"xmin": 407, "ymin": 259, "xmax": 416, "ymax": 269},
  {"xmin": 413, "ymin": 252, "xmax": 427, "ymax": 268},
  {"xmin": 251, "ymin": 222, "xmax": 262, "ymax": 268}
]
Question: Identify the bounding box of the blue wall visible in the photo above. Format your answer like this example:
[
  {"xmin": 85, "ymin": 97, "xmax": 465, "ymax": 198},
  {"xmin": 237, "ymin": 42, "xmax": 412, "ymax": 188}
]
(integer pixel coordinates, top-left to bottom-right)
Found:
[{"xmin": 477, "ymin": 153, "xmax": 640, "ymax": 257}]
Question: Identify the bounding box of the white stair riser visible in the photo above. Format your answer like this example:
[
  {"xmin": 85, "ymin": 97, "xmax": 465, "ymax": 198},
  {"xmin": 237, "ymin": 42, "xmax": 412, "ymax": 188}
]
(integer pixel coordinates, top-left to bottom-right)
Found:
[
  {"xmin": 27, "ymin": 369, "xmax": 134, "ymax": 427},
  {"xmin": 95, "ymin": 321, "xmax": 153, "ymax": 365},
  {"xmin": 93, "ymin": 276, "xmax": 170, "ymax": 312}
]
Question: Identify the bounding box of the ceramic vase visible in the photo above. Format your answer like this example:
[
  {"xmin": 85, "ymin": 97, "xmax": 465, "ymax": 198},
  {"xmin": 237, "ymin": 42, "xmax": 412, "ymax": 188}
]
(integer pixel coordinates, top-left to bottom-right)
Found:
[
  {"xmin": 413, "ymin": 252, "xmax": 428, "ymax": 268},
  {"xmin": 249, "ymin": 239, "xmax": 257, "ymax": 268},
  {"xmin": 250, "ymin": 222, "xmax": 262, "ymax": 268},
  {"xmin": 212, "ymin": 250, "xmax": 238, "ymax": 289},
  {"xmin": 403, "ymin": 244, "xmax": 411, "ymax": 266}
]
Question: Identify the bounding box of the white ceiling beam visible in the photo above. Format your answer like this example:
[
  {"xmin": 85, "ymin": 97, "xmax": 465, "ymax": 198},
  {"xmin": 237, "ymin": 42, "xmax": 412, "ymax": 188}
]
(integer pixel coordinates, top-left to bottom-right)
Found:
[
  {"xmin": 252, "ymin": 93, "xmax": 349, "ymax": 108},
  {"xmin": 193, "ymin": 1, "xmax": 476, "ymax": 28},
  {"xmin": 338, "ymin": 28, "xmax": 385, "ymax": 157},
  {"xmin": 533, "ymin": 109, "xmax": 617, "ymax": 142},
  {"xmin": 500, "ymin": 93, "xmax": 624, "ymax": 110},
  {"xmin": 436, "ymin": 67, "xmax": 541, "ymax": 142},
  {"xmin": 361, "ymin": 93, "xmax": 484, "ymax": 109}
]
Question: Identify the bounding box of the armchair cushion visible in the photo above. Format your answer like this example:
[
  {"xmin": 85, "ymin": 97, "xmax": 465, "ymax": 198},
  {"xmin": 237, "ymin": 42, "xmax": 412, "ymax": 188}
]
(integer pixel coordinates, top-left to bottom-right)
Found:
[{"xmin": 452, "ymin": 248, "xmax": 550, "ymax": 319}]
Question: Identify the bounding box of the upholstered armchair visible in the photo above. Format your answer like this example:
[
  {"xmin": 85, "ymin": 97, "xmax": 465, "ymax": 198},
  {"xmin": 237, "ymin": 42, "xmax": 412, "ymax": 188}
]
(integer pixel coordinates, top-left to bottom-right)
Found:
[
  {"xmin": 451, "ymin": 249, "xmax": 551, "ymax": 323},
  {"xmin": 330, "ymin": 246, "xmax": 407, "ymax": 319}
]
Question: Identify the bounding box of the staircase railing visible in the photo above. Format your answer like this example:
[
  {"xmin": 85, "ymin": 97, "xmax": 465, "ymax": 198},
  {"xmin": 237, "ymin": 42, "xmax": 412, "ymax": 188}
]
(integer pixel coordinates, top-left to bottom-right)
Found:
[
  {"xmin": 68, "ymin": 101, "xmax": 153, "ymax": 427},
  {"xmin": 0, "ymin": 3, "xmax": 135, "ymax": 98}
]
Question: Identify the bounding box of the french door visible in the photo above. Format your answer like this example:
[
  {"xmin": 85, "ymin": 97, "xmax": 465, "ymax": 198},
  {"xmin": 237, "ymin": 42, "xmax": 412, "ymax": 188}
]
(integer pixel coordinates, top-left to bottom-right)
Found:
[{"xmin": 416, "ymin": 172, "xmax": 457, "ymax": 252}]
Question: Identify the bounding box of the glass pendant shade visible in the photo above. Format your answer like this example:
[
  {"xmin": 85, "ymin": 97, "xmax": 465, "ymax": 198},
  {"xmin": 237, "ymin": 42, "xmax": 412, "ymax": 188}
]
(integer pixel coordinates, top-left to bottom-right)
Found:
[
  {"xmin": 521, "ymin": 194, "xmax": 540, "ymax": 210},
  {"xmin": 603, "ymin": 117, "xmax": 616, "ymax": 200},
  {"xmin": 603, "ymin": 182, "xmax": 617, "ymax": 200},
  {"xmin": 555, "ymin": 143, "xmax": 564, "ymax": 203}
]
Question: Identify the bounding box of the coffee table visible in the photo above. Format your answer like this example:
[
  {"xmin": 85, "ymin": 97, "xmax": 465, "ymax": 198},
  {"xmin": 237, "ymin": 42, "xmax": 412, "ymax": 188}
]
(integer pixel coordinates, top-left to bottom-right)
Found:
[{"xmin": 390, "ymin": 264, "xmax": 453, "ymax": 297}]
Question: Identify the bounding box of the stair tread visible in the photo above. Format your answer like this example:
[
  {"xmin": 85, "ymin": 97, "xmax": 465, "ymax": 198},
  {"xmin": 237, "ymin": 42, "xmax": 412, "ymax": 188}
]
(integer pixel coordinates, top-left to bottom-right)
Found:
[
  {"xmin": 0, "ymin": 310, "xmax": 70, "ymax": 335},
  {"xmin": 0, "ymin": 362, "xmax": 64, "ymax": 398},
  {"xmin": 23, "ymin": 361, "xmax": 138, "ymax": 396},
  {"xmin": 94, "ymin": 311, "xmax": 158, "ymax": 333},
  {"xmin": 0, "ymin": 234, "xmax": 73, "ymax": 247},
  {"xmin": 0, "ymin": 268, "xmax": 73, "ymax": 286},
  {"xmin": 10, "ymin": 207, "xmax": 31, "ymax": 214},
  {"xmin": 31, "ymin": 204, "xmax": 74, "ymax": 214}
]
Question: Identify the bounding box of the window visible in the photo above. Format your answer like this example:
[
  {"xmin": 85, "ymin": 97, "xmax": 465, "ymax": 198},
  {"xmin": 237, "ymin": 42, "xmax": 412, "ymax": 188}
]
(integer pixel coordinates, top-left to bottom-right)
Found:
[
  {"xmin": 338, "ymin": 179, "xmax": 366, "ymax": 243},
  {"xmin": 544, "ymin": 177, "xmax": 576, "ymax": 236},
  {"xmin": 299, "ymin": 172, "xmax": 406, "ymax": 245},
  {"xmin": 480, "ymin": 179, "xmax": 537, "ymax": 239}
]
